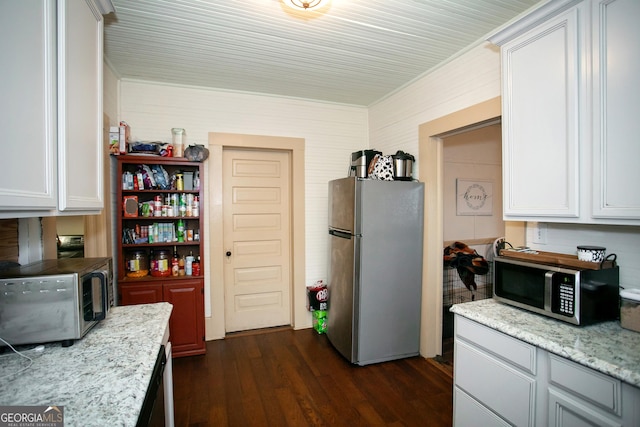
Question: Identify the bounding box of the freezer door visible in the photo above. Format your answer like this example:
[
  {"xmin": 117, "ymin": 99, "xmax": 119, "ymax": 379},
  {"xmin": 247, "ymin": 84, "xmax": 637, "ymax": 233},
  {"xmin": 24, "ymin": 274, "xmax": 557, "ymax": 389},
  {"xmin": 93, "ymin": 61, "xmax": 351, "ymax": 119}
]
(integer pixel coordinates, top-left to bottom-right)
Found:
[
  {"xmin": 328, "ymin": 177, "xmax": 356, "ymax": 233},
  {"xmin": 326, "ymin": 230, "xmax": 357, "ymax": 362}
]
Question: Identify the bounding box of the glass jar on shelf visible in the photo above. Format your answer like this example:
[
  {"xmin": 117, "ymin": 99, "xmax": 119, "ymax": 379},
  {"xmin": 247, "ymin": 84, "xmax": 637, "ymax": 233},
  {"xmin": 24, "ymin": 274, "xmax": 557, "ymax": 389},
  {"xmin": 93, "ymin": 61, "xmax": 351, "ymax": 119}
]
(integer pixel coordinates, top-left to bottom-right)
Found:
[
  {"xmin": 126, "ymin": 250, "xmax": 149, "ymax": 278},
  {"xmin": 151, "ymin": 249, "xmax": 171, "ymax": 277}
]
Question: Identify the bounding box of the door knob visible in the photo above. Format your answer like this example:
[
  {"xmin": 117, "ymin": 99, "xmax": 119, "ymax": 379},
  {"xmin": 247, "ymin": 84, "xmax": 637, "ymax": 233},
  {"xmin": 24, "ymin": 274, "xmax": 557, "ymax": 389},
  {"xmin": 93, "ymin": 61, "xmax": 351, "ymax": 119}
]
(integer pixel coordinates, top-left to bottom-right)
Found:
[{"xmin": 226, "ymin": 251, "xmax": 232, "ymax": 257}]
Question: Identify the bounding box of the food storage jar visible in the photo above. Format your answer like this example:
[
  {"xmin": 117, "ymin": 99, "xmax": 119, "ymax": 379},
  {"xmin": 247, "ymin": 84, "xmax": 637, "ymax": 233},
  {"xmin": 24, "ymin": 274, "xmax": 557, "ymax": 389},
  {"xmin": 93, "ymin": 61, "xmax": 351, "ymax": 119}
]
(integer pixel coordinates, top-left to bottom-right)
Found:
[
  {"xmin": 620, "ymin": 288, "xmax": 640, "ymax": 333},
  {"xmin": 151, "ymin": 249, "xmax": 171, "ymax": 277},
  {"xmin": 126, "ymin": 250, "xmax": 149, "ymax": 278},
  {"xmin": 171, "ymin": 128, "xmax": 185, "ymax": 157}
]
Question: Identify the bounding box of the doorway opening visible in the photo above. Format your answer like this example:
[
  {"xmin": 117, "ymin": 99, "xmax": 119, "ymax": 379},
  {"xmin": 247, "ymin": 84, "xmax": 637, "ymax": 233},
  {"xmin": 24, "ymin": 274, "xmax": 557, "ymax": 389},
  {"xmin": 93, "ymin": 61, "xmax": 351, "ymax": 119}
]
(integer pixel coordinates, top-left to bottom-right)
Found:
[
  {"xmin": 418, "ymin": 97, "xmax": 526, "ymax": 365},
  {"xmin": 439, "ymin": 122, "xmax": 504, "ymax": 368}
]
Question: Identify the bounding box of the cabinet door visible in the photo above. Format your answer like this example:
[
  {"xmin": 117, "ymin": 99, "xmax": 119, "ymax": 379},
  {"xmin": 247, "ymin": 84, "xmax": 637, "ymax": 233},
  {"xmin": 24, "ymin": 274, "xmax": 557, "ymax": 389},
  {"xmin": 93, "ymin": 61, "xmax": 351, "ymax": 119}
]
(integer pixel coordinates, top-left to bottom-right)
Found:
[
  {"xmin": 57, "ymin": 0, "xmax": 104, "ymax": 212},
  {"xmin": 548, "ymin": 388, "xmax": 621, "ymax": 427},
  {"xmin": 454, "ymin": 387, "xmax": 511, "ymax": 427},
  {"xmin": 501, "ymin": 7, "xmax": 582, "ymax": 219},
  {"xmin": 455, "ymin": 340, "xmax": 536, "ymax": 426},
  {"xmin": 164, "ymin": 279, "xmax": 205, "ymax": 357},
  {"xmin": 591, "ymin": 0, "xmax": 640, "ymax": 220},
  {"xmin": 120, "ymin": 284, "xmax": 163, "ymax": 305},
  {"xmin": 0, "ymin": 1, "xmax": 57, "ymax": 212}
]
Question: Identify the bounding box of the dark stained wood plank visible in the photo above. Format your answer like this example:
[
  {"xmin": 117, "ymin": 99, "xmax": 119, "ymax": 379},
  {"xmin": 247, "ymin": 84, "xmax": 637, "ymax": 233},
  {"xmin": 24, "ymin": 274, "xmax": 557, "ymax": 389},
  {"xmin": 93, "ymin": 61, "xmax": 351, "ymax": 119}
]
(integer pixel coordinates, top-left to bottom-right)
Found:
[
  {"xmin": 172, "ymin": 328, "xmax": 453, "ymax": 426},
  {"xmin": 0, "ymin": 219, "xmax": 19, "ymax": 262}
]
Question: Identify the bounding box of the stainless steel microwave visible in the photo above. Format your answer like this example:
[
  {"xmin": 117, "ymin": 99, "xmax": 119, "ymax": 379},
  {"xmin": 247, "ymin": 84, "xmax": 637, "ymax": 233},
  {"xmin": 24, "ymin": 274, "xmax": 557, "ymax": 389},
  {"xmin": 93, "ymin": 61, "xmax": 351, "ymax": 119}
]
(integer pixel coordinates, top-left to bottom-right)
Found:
[
  {"xmin": 0, "ymin": 257, "xmax": 113, "ymax": 347},
  {"xmin": 493, "ymin": 257, "xmax": 619, "ymax": 325}
]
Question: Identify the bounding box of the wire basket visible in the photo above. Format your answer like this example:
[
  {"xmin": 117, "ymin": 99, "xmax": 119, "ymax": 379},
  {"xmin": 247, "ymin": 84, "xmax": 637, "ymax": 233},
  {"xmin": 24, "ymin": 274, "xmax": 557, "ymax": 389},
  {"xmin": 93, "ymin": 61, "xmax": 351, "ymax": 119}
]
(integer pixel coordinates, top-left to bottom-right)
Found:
[{"xmin": 443, "ymin": 261, "xmax": 493, "ymax": 306}]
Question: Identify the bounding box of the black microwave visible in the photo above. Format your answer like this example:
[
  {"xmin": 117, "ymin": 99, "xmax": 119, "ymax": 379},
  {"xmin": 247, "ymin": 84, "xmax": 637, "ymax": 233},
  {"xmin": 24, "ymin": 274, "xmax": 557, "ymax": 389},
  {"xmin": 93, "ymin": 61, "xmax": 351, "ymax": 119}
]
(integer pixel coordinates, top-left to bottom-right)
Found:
[{"xmin": 493, "ymin": 257, "xmax": 619, "ymax": 325}]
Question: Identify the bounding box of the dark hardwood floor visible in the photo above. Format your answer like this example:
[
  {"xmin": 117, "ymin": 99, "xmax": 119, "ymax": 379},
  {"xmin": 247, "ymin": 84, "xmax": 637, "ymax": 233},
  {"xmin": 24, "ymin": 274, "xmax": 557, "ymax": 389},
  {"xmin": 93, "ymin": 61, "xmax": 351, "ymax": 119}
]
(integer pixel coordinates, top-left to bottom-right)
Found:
[{"xmin": 172, "ymin": 328, "xmax": 453, "ymax": 426}]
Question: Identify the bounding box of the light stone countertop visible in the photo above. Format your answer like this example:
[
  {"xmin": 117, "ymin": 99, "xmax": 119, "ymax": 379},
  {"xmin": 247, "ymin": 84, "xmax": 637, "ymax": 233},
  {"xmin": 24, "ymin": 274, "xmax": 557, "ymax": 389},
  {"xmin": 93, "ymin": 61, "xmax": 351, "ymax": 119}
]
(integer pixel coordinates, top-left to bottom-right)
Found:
[
  {"xmin": 0, "ymin": 302, "xmax": 172, "ymax": 426},
  {"xmin": 450, "ymin": 298, "xmax": 640, "ymax": 387}
]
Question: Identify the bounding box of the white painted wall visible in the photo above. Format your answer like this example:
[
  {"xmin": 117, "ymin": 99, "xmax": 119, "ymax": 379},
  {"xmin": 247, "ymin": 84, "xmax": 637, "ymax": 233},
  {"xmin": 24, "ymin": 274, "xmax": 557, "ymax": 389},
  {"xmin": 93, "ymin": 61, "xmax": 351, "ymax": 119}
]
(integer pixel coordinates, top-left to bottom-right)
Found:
[
  {"xmin": 103, "ymin": 62, "xmax": 118, "ymax": 127},
  {"xmin": 369, "ymin": 42, "xmax": 503, "ymax": 176},
  {"xmin": 527, "ymin": 224, "xmax": 640, "ymax": 288},
  {"xmin": 116, "ymin": 80, "xmax": 368, "ymax": 322},
  {"xmin": 56, "ymin": 216, "xmax": 84, "ymax": 235},
  {"xmin": 443, "ymin": 124, "xmax": 503, "ymax": 243}
]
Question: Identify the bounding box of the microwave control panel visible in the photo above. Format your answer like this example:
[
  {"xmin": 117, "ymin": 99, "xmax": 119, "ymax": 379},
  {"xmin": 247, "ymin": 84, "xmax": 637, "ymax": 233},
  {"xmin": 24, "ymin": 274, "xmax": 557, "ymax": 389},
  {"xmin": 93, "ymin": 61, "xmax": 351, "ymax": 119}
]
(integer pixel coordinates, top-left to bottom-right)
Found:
[{"xmin": 552, "ymin": 273, "xmax": 575, "ymax": 316}]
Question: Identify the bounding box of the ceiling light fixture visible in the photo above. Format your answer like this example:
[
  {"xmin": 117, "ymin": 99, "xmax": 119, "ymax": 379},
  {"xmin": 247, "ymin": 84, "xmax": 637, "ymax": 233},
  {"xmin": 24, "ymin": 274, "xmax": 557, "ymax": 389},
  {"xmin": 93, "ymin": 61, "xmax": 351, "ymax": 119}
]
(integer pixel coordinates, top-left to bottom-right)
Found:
[{"xmin": 286, "ymin": 0, "xmax": 324, "ymax": 11}]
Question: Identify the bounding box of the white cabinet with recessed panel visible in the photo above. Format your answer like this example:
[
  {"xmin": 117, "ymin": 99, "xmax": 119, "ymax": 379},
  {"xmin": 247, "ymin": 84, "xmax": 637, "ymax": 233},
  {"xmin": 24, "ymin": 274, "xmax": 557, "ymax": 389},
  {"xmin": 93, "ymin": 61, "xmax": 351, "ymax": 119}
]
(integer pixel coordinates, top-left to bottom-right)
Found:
[
  {"xmin": 489, "ymin": 0, "xmax": 640, "ymax": 224},
  {"xmin": 454, "ymin": 315, "xmax": 539, "ymax": 426},
  {"xmin": 0, "ymin": 0, "xmax": 111, "ymax": 218},
  {"xmin": 453, "ymin": 314, "xmax": 640, "ymax": 426},
  {"xmin": 590, "ymin": 0, "xmax": 640, "ymax": 220}
]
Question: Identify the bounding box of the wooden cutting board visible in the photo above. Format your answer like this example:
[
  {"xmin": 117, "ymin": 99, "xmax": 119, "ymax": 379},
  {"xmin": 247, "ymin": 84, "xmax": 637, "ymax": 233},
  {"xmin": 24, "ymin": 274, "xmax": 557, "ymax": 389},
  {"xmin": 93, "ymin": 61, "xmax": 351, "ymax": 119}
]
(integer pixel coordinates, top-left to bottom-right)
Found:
[{"xmin": 499, "ymin": 249, "xmax": 616, "ymax": 270}]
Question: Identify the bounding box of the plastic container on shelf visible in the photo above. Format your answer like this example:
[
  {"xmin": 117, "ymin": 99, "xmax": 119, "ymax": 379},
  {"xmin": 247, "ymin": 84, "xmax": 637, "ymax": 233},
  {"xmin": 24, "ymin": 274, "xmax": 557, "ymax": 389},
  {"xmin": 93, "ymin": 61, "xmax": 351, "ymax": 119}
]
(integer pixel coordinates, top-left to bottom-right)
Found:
[
  {"xmin": 185, "ymin": 251, "xmax": 194, "ymax": 276},
  {"xmin": 151, "ymin": 249, "xmax": 171, "ymax": 277},
  {"xmin": 192, "ymin": 256, "xmax": 200, "ymax": 276},
  {"xmin": 126, "ymin": 250, "xmax": 149, "ymax": 278},
  {"xmin": 176, "ymin": 219, "xmax": 185, "ymax": 242},
  {"xmin": 171, "ymin": 128, "xmax": 185, "ymax": 157},
  {"xmin": 620, "ymin": 288, "xmax": 640, "ymax": 333}
]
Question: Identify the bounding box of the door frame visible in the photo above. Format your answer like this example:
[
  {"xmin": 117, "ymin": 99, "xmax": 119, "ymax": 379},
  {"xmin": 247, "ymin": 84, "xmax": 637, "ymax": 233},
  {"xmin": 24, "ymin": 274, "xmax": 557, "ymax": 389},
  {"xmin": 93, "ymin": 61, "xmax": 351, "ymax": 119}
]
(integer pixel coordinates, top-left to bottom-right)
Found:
[
  {"xmin": 418, "ymin": 97, "xmax": 526, "ymax": 357},
  {"xmin": 206, "ymin": 133, "xmax": 305, "ymax": 340},
  {"xmin": 418, "ymin": 97, "xmax": 500, "ymax": 357}
]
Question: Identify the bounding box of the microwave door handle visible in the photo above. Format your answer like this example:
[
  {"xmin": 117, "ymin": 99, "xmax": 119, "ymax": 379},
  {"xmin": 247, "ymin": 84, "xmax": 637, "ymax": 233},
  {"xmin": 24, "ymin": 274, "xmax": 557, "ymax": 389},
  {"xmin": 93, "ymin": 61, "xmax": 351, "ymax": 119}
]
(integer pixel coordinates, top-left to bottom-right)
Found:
[
  {"xmin": 544, "ymin": 271, "xmax": 553, "ymax": 311},
  {"xmin": 90, "ymin": 272, "xmax": 107, "ymax": 321}
]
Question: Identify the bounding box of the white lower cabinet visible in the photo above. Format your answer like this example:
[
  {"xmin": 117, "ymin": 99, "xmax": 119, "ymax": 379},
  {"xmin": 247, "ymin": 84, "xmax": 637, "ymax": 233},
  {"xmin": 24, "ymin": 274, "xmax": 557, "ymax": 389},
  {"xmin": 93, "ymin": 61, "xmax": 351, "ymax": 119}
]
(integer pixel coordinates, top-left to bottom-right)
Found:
[
  {"xmin": 454, "ymin": 387, "xmax": 511, "ymax": 427},
  {"xmin": 454, "ymin": 315, "xmax": 640, "ymax": 426},
  {"xmin": 455, "ymin": 339, "xmax": 536, "ymax": 426},
  {"xmin": 548, "ymin": 389, "xmax": 621, "ymax": 427}
]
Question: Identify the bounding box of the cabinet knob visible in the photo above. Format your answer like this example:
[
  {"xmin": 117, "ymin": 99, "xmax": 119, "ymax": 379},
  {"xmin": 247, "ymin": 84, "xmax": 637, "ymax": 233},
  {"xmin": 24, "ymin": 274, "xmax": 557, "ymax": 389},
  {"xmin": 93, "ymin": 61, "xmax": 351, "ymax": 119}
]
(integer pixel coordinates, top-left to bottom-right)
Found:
[{"xmin": 226, "ymin": 251, "xmax": 232, "ymax": 257}]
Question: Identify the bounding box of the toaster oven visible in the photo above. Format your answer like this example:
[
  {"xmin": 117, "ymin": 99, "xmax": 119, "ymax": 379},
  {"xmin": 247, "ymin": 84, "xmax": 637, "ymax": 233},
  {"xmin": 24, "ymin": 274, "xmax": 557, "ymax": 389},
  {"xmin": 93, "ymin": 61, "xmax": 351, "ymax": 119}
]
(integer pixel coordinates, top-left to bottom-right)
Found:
[{"xmin": 0, "ymin": 257, "xmax": 113, "ymax": 347}]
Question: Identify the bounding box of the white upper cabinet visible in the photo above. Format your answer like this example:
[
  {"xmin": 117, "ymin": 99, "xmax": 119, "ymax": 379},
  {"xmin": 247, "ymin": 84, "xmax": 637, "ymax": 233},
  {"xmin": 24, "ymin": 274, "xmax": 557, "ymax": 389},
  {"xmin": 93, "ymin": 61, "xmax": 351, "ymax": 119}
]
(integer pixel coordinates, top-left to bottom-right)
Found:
[
  {"xmin": 58, "ymin": 0, "xmax": 106, "ymax": 212},
  {"xmin": 499, "ymin": 5, "xmax": 582, "ymax": 219},
  {"xmin": 590, "ymin": 0, "xmax": 640, "ymax": 220},
  {"xmin": 0, "ymin": 0, "xmax": 112, "ymax": 218},
  {"xmin": 490, "ymin": 0, "xmax": 640, "ymax": 225},
  {"xmin": 0, "ymin": 2, "xmax": 57, "ymax": 212}
]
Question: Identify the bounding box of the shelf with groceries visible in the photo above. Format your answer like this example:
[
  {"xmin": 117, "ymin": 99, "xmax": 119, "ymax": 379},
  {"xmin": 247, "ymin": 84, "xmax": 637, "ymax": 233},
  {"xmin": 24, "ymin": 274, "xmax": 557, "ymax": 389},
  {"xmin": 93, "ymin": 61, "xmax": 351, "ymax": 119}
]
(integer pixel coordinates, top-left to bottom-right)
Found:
[{"xmin": 114, "ymin": 154, "xmax": 206, "ymax": 357}]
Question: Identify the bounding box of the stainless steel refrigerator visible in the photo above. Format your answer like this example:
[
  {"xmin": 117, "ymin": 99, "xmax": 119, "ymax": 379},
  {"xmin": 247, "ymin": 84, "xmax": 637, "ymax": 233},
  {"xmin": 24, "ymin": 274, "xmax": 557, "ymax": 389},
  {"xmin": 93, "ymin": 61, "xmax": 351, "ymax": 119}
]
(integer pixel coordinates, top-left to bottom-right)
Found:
[{"xmin": 327, "ymin": 177, "xmax": 424, "ymax": 365}]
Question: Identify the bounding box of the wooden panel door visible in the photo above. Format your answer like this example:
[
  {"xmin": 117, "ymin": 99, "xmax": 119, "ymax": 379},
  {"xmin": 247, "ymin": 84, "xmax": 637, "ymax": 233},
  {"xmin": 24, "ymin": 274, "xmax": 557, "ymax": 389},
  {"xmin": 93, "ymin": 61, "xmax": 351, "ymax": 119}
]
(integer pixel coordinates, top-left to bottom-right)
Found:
[
  {"xmin": 164, "ymin": 279, "xmax": 205, "ymax": 357},
  {"xmin": 120, "ymin": 283, "xmax": 162, "ymax": 305},
  {"xmin": 223, "ymin": 148, "xmax": 291, "ymax": 332}
]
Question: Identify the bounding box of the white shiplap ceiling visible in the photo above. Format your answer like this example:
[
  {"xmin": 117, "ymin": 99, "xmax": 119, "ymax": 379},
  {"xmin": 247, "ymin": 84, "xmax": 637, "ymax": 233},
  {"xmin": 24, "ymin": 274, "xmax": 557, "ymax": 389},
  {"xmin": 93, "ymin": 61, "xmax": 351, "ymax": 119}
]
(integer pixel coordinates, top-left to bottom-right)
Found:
[{"xmin": 104, "ymin": 0, "xmax": 541, "ymax": 106}]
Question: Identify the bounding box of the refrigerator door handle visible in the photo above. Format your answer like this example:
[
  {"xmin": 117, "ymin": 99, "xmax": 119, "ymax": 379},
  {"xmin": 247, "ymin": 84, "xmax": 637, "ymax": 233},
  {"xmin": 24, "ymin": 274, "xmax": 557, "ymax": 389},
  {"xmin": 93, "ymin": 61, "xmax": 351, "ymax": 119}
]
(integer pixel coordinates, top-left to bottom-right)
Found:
[{"xmin": 329, "ymin": 229, "xmax": 352, "ymax": 239}]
